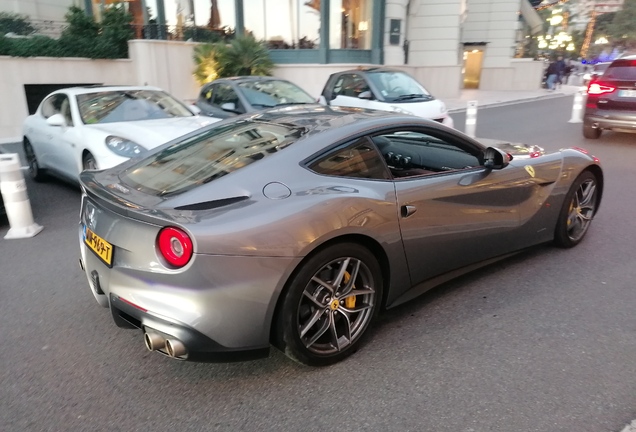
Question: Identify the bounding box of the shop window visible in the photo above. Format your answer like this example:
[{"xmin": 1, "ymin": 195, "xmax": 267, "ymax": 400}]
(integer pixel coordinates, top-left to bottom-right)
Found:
[
  {"xmin": 329, "ymin": 0, "xmax": 372, "ymax": 49},
  {"xmin": 244, "ymin": 0, "xmax": 320, "ymax": 49}
]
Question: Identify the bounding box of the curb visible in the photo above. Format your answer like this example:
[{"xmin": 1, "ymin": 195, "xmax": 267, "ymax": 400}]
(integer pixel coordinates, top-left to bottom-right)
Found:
[{"xmin": 448, "ymin": 91, "xmax": 576, "ymax": 114}]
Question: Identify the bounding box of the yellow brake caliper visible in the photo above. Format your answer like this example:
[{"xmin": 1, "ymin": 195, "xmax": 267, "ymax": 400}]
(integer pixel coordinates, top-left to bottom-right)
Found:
[
  {"xmin": 567, "ymin": 200, "xmax": 574, "ymax": 226},
  {"xmin": 343, "ymin": 271, "xmax": 356, "ymax": 309}
]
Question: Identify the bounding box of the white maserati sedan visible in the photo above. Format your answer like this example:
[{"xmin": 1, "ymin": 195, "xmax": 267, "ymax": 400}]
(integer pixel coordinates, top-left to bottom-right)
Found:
[{"xmin": 22, "ymin": 86, "xmax": 219, "ymax": 183}]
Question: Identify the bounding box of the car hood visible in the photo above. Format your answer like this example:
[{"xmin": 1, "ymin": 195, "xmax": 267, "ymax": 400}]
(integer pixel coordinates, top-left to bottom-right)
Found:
[
  {"xmin": 479, "ymin": 138, "xmax": 545, "ymax": 159},
  {"xmin": 389, "ymin": 98, "xmax": 448, "ymax": 119},
  {"xmin": 85, "ymin": 116, "xmax": 219, "ymax": 150}
]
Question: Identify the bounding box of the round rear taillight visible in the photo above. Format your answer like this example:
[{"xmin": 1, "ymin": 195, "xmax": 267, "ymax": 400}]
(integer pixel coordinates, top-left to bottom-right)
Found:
[{"xmin": 157, "ymin": 227, "xmax": 193, "ymax": 268}]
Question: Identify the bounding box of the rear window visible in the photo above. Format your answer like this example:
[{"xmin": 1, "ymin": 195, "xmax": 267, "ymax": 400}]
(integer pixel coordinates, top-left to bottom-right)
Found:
[
  {"xmin": 120, "ymin": 120, "xmax": 304, "ymax": 196},
  {"xmin": 593, "ymin": 63, "xmax": 610, "ymax": 73},
  {"xmin": 604, "ymin": 60, "xmax": 636, "ymax": 80}
]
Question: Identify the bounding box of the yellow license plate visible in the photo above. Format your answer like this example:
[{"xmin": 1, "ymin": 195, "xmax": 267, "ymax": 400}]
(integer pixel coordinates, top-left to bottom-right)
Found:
[{"xmin": 84, "ymin": 226, "xmax": 114, "ymax": 267}]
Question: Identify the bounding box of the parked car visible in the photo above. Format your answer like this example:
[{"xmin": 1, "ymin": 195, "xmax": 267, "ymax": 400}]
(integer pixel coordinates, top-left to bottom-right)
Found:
[
  {"xmin": 582, "ymin": 62, "xmax": 612, "ymax": 86},
  {"xmin": 319, "ymin": 67, "xmax": 454, "ymax": 128},
  {"xmin": 22, "ymin": 86, "xmax": 219, "ymax": 183},
  {"xmin": 583, "ymin": 55, "xmax": 636, "ymax": 139},
  {"xmin": 79, "ymin": 105, "xmax": 602, "ymax": 366},
  {"xmin": 195, "ymin": 76, "xmax": 316, "ymax": 119}
]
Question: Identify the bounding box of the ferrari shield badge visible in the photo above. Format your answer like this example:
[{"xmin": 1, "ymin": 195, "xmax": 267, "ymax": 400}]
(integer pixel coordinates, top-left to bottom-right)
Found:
[{"xmin": 524, "ymin": 165, "xmax": 536, "ymax": 178}]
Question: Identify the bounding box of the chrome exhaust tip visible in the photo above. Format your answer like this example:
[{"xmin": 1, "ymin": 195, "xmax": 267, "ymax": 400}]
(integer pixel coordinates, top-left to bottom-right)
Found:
[
  {"xmin": 592, "ymin": 123, "xmax": 600, "ymax": 129},
  {"xmin": 144, "ymin": 331, "xmax": 166, "ymax": 352},
  {"xmin": 165, "ymin": 339, "xmax": 187, "ymax": 358}
]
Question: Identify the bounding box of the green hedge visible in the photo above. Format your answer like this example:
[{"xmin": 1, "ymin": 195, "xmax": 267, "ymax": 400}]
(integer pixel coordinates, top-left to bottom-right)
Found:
[{"xmin": 0, "ymin": 6, "xmax": 133, "ymax": 59}]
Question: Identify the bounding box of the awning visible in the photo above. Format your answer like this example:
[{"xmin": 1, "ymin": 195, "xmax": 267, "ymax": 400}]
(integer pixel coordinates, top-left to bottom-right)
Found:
[{"xmin": 520, "ymin": 0, "xmax": 544, "ymax": 35}]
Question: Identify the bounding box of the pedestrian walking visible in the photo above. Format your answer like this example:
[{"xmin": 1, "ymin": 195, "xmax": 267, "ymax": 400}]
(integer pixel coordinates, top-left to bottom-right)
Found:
[
  {"xmin": 545, "ymin": 56, "xmax": 567, "ymax": 90},
  {"xmin": 545, "ymin": 59, "xmax": 559, "ymax": 91},
  {"xmin": 555, "ymin": 56, "xmax": 567, "ymax": 88}
]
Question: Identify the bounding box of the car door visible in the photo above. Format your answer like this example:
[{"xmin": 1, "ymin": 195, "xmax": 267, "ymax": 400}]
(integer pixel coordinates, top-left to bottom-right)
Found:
[
  {"xmin": 372, "ymin": 128, "xmax": 535, "ymax": 287},
  {"xmin": 27, "ymin": 93, "xmax": 75, "ymax": 175},
  {"xmin": 45, "ymin": 93, "xmax": 81, "ymax": 179},
  {"xmin": 329, "ymin": 73, "xmax": 375, "ymax": 110}
]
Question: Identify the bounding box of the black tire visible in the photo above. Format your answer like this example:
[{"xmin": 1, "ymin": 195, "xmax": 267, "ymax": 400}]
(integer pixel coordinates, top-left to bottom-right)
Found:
[
  {"xmin": 583, "ymin": 123, "xmax": 601, "ymax": 139},
  {"xmin": 82, "ymin": 152, "xmax": 98, "ymax": 171},
  {"xmin": 23, "ymin": 138, "xmax": 47, "ymax": 182},
  {"xmin": 275, "ymin": 242, "xmax": 383, "ymax": 366},
  {"xmin": 554, "ymin": 170, "xmax": 599, "ymax": 248}
]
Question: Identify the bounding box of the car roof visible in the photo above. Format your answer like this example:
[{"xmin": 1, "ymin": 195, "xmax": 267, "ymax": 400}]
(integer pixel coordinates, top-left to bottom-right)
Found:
[
  {"xmin": 53, "ymin": 85, "xmax": 163, "ymax": 96},
  {"xmin": 330, "ymin": 67, "xmax": 406, "ymax": 76},
  {"xmin": 238, "ymin": 104, "xmax": 458, "ymax": 141},
  {"xmin": 205, "ymin": 76, "xmax": 292, "ymax": 85}
]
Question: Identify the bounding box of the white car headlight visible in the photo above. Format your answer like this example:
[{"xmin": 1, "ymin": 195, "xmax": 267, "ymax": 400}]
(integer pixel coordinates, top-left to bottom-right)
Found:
[
  {"xmin": 439, "ymin": 102, "xmax": 448, "ymax": 114},
  {"xmin": 105, "ymin": 136, "xmax": 147, "ymax": 158},
  {"xmin": 390, "ymin": 106, "xmax": 414, "ymax": 115}
]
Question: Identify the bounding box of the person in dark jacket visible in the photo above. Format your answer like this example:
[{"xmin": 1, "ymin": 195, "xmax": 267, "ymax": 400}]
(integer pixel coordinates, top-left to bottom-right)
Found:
[
  {"xmin": 546, "ymin": 60, "xmax": 559, "ymax": 90},
  {"xmin": 545, "ymin": 56, "xmax": 567, "ymax": 90}
]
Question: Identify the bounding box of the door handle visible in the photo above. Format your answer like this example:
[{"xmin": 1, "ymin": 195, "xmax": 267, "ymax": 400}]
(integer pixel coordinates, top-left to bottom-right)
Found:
[{"xmin": 401, "ymin": 205, "xmax": 417, "ymax": 218}]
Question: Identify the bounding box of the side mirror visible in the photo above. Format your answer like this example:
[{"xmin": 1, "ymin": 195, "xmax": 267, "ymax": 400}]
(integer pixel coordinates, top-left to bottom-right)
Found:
[
  {"xmin": 46, "ymin": 113, "xmax": 66, "ymax": 127},
  {"xmin": 358, "ymin": 91, "xmax": 373, "ymax": 100},
  {"xmin": 221, "ymin": 102, "xmax": 237, "ymax": 112},
  {"xmin": 189, "ymin": 104, "xmax": 202, "ymax": 115},
  {"xmin": 483, "ymin": 147, "xmax": 510, "ymax": 170}
]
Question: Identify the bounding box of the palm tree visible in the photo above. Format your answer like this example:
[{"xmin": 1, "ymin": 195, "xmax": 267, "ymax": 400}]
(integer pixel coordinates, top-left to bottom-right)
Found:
[
  {"xmin": 192, "ymin": 35, "xmax": 275, "ymax": 85},
  {"xmin": 193, "ymin": 43, "xmax": 219, "ymax": 85},
  {"xmin": 215, "ymin": 35, "xmax": 275, "ymax": 77}
]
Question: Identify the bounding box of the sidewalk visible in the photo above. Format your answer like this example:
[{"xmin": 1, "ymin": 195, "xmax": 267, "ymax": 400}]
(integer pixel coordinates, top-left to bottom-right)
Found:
[{"xmin": 445, "ymin": 84, "xmax": 584, "ymax": 113}]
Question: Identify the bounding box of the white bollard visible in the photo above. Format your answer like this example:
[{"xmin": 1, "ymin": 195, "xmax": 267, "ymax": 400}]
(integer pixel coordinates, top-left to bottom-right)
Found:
[
  {"xmin": 568, "ymin": 90, "xmax": 586, "ymax": 124},
  {"xmin": 465, "ymin": 100, "xmax": 478, "ymax": 138},
  {"xmin": 0, "ymin": 153, "xmax": 43, "ymax": 239}
]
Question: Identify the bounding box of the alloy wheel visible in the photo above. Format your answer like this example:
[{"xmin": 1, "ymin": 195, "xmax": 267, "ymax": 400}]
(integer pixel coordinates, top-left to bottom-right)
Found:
[
  {"xmin": 24, "ymin": 140, "xmax": 45, "ymax": 181},
  {"xmin": 296, "ymin": 257, "xmax": 376, "ymax": 355},
  {"xmin": 565, "ymin": 178, "xmax": 597, "ymax": 242}
]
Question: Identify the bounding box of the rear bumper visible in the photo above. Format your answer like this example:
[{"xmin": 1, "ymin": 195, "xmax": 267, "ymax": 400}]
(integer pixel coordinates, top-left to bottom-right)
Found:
[
  {"xmin": 109, "ymin": 293, "xmax": 270, "ymax": 362},
  {"xmin": 79, "ymin": 228, "xmax": 302, "ymax": 362},
  {"xmin": 584, "ymin": 111, "xmax": 636, "ymax": 132}
]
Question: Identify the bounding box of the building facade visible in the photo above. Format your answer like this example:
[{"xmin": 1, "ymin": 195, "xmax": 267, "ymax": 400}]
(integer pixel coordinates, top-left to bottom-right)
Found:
[{"xmin": 0, "ymin": 0, "xmax": 546, "ymax": 142}]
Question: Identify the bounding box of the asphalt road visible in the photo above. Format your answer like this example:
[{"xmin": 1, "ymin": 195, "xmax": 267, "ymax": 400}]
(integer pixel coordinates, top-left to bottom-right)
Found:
[{"xmin": 1, "ymin": 96, "xmax": 636, "ymax": 432}]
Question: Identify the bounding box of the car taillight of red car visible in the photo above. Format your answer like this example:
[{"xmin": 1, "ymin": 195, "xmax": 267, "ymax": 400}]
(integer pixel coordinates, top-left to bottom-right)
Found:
[{"xmin": 587, "ymin": 82, "xmax": 617, "ymax": 96}]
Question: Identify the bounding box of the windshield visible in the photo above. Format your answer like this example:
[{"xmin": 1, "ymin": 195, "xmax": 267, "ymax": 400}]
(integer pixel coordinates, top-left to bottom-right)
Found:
[
  {"xmin": 237, "ymin": 80, "xmax": 315, "ymax": 107},
  {"xmin": 77, "ymin": 90, "xmax": 194, "ymax": 124},
  {"xmin": 366, "ymin": 71, "xmax": 432, "ymax": 101},
  {"xmin": 120, "ymin": 120, "xmax": 305, "ymax": 196}
]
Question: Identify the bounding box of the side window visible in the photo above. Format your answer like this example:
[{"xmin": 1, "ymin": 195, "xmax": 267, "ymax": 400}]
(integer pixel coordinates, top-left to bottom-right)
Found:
[
  {"xmin": 61, "ymin": 96, "xmax": 73, "ymax": 126},
  {"xmin": 40, "ymin": 94, "xmax": 73, "ymax": 126},
  {"xmin": 212, "ymin": 84, "xmax": 245, "ymax": 113},
  {"xmin": 309, "ymin": 137, "xmax": 390, "ymax": 180},
  {"xmin": 41, "ymin": 94, "xmax": 64, "ymax": 119},
  {"xmin": 370, "ymin": 130, "xmax": 482, "ymax": 178},
  {"xmin": 201, "ymin": 85, "xmax": 214, "ymax": 103},
  {"xmin": 333, "ymin": 74, "xmax": 370, "ymax": 98}
]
